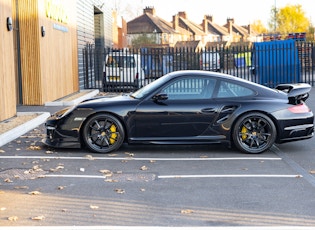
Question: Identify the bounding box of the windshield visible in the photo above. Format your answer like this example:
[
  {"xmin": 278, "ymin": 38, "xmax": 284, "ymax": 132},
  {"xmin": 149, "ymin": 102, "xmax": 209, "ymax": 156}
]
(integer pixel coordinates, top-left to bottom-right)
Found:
[{"xmin": 131, "ymin": 73, "xmax": 172, "ymax": 99}]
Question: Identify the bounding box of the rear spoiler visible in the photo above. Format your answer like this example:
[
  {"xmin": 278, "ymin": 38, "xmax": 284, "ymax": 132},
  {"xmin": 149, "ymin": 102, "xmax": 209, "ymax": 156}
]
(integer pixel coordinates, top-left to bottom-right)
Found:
[{"xmin": 275, "ymin": 83, "xmax": 311, "ymax": 104}]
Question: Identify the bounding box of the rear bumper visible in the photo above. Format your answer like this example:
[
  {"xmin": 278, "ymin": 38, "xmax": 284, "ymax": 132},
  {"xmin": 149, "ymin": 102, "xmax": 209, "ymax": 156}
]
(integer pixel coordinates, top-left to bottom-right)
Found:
[{"xmin": 276, "ymin": 119, "xmax": 314, "ymax": 143}]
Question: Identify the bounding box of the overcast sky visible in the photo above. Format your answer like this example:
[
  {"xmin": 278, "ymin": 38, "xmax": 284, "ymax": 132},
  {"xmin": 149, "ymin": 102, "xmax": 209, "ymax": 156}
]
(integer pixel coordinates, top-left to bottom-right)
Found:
[{"xmin": 114, "ymin": 0, "xmax": 314, "ymax": 27}]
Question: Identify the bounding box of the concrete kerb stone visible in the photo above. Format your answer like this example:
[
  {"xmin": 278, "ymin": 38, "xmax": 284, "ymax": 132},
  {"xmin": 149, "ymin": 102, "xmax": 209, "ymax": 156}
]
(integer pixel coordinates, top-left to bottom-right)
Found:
[
  {"xmin": 0, "ymin": 90, "xmax": 100, "ymax": 147},
  {"xmin": 0, "ymin": 112, "xmax": 50, "ymax": 147},
  {"xmin": 44, "ymin": 90, "xmax": 99, "ymax": 106}
]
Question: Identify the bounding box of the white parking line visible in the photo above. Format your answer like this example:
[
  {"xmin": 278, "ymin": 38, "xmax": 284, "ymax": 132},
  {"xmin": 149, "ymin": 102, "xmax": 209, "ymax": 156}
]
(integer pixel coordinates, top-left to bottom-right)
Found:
[
  {"xmin": 0, "ymin": 156, "xmax": 282, "ymax": 161},
  {"xmin": 158, "ymin": 174, "xmax": 302, "ymax": 179}
]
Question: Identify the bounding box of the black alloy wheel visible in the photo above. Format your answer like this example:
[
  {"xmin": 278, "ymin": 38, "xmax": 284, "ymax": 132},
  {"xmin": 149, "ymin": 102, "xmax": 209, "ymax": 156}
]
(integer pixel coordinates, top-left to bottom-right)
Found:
[
  {"xmin": 233, "ymin": 112, "xmax": 276, "ymax": 154},
  {"xmin": 82, "ymin": 113, "xmax": 125, "ymax": 153}
]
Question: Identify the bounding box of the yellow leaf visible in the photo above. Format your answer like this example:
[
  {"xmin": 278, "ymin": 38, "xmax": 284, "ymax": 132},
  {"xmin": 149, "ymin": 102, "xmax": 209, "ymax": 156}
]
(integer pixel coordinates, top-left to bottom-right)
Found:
[
  {"xmin": 28, "ymin": 191, "xmax": 42, "ymax": 195},
  {"xmin": 31, "ymin": 215, "xmax": 45, "ymax": 220},
  {"xmin": 4, "ymin": 178, "xmax": 13, "ymax": 183},
  {"xmin": 181, "ymin": 209, "xmax": 194, "ymax": 214},
  {"xmin": 140, "ymin": 165, "xmax": 148, "ymax": 171},
  {"xmin": 8, "ymin": 216, "xmax": 18, "ymax": 221}
]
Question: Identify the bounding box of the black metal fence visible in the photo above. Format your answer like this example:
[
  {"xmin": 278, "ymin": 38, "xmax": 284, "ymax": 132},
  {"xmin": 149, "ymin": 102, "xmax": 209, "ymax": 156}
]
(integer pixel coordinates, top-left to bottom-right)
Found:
[{"xmin": 82, "ymin": 41, "xmax": 315, "ymax": 92}]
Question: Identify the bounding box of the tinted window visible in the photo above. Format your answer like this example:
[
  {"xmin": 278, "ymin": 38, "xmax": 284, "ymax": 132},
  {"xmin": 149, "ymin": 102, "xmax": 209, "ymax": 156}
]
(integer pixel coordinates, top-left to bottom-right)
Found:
[
  {"xmin": 162, "ymin": 77, "xmax": 216, "ymax": 100},
  {"xmin": 217, "ymin": 81, "xmax": 254, "ymax": 98},
  {"xmin": 106, "ymin": 56, "xmax": 136, "ymax": 68}
]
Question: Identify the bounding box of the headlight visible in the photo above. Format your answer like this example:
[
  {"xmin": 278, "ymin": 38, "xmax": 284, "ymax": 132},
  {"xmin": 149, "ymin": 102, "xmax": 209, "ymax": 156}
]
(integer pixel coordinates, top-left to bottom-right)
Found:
[{"xmin": 54, "ymin": 106, "xmax": 76, "ymax": 119}]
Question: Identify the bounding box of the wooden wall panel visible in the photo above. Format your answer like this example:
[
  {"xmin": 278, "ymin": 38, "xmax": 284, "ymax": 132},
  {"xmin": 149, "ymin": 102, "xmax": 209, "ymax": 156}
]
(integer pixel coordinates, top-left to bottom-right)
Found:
[
  {"xmin": 0, "ymin": 0, "xmax": 17, "ymax": 121},
  {"xmin": 19, "ymin": 0, "xmax": 78, "ymax": 105}
]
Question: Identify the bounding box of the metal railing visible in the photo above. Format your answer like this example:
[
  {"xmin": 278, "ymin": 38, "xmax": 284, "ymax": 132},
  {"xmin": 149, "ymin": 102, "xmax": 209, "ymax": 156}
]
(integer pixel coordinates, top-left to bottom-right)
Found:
[{"xmin": 82, "ymin": 41, "xmax": 315, "ymax": 92}]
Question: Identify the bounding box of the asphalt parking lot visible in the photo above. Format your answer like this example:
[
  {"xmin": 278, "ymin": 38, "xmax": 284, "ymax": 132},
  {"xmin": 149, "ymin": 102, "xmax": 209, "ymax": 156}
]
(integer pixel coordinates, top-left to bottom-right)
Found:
[{"xmin": 0, "ymin": 89, "xmax": 315, "ymax": 228}]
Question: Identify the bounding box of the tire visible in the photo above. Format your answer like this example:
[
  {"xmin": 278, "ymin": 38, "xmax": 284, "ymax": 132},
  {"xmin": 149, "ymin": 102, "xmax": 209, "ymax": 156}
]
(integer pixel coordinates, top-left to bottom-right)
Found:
[
  {"xmin": 82, "ymin": 113, "xmax": 125, "ymax": 153},
  {"xmin": 232, "ymin": 112, "xmax": 276, "ymax": 154}
]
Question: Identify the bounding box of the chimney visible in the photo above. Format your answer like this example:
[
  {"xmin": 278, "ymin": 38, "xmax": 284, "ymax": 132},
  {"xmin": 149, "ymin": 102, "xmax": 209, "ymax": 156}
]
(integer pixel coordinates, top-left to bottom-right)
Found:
[
  {"xmin": 178, "ymin": 11, "xmax": 187, "ymax": 19},
  {"xmin": 206, "ymin": 15, "xmax": 213, "ymax": 22},
  {"xmin": 247, "ymin": 24, "xmax": 251, "ymax": 34},
  {"xmin": 173, "ymin": 14, "xmax": 179, "ymax": 30},
  {"xmin": 227, "ymin": 18, "xmax": 234, "ymax": 34},
  {"xmin": 202, "ymin": 16, "xmax": 208, "ymax": 33},
  {"xmin": 143, "ymin": 6, "xmax": 156, "ymax": 15}
]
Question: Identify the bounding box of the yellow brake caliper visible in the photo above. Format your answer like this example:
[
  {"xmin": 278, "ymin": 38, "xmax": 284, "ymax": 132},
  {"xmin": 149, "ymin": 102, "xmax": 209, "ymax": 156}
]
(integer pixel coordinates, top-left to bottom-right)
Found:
[
  {"xmin": 109, "ymin": 124, "xmax": 117, "ymax": 144},
  {"xmin": 241, "ymin": 126, "xmax": 248, "ymax": 140}
]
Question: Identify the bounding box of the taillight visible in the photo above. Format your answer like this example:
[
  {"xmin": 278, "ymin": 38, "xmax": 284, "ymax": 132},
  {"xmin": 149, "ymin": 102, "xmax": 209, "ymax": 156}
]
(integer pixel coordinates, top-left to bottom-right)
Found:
[{"xmin": 288, "ymin": 103, "xmax": 310, "ymax": 113}]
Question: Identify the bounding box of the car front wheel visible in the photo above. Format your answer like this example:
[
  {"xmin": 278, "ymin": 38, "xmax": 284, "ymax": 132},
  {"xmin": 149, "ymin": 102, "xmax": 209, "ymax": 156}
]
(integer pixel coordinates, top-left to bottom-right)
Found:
[
  {"xmin": 232, "ymin": 112, "xmax": 276, "ymax": 154},
  {"xmin": 82, "ymin": 113, "xmax": 124, "ymax": 153}
]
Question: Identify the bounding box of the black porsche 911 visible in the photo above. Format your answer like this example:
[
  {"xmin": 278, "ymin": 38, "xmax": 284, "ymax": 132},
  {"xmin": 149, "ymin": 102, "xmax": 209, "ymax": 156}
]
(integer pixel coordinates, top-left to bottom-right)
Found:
[{"xmin": 43, "ymin": 70, "xmax": 314, "ymax": 154}]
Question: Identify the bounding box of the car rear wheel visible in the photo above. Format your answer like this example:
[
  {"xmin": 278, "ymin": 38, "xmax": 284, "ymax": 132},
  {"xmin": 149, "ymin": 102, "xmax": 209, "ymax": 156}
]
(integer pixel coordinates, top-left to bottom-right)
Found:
[
  {"xmin": 82, "ymin": 114, "xmax": 124, "ymax": 153},
  {"xmin": 232, "ymin": 112, "xmax": 276, "ymax": 154}
]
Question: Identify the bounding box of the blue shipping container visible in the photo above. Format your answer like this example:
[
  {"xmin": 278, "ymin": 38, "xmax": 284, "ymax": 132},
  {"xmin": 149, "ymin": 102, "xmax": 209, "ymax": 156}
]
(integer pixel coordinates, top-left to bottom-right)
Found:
[{"xmin": 252, "ymin": 40, "xmax": 300, "ymax": 87}]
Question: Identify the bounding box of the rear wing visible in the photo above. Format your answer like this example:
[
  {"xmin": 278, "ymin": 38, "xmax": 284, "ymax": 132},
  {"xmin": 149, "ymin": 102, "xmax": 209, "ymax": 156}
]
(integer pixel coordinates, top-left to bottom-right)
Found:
[{"xmin": 275, "ymin": 83, "xmax": 311, "ymax": 104}]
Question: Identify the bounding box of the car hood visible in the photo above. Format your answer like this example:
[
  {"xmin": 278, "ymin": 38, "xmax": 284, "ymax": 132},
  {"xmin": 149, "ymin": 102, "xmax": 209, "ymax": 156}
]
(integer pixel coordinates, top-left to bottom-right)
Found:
[{"xmin": 79, "ymin": 94, "xmax": 134, "ymax": 106}]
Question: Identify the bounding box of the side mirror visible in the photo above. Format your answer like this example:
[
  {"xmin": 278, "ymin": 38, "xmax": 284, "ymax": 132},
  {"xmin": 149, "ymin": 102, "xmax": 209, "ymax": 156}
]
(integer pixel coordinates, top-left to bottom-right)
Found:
[{"xmin": 152, "ymin": 93, "xmax": 168, "ymax": 101}]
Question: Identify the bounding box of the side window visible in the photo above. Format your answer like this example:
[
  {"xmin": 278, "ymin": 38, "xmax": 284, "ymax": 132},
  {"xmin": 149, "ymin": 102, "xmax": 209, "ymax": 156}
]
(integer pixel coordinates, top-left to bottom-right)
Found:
[
  {"xmin": 217, "ymin": 81, "xmax": 254, "ymax": 98},
  {"xmin": 162, "ymin": 77, "xmax": 216, "ymax": 100},
  {"xmin": 106, "ymin": 55, "xmax": 136, "ymax": 68}
]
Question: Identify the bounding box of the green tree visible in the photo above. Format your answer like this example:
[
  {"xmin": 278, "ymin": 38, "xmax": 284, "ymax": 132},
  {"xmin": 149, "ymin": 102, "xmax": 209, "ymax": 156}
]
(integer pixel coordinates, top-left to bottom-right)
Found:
[{"xmin": 269, "ymin": 4, "xmax": 310, "ymax": 34}]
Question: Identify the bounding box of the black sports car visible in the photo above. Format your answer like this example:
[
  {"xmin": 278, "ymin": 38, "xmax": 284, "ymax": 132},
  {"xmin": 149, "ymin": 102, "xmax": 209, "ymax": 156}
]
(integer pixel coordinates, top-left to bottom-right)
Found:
[{"xmin": 43, "ymin": 70, "xmax": 314, "ymax": 154}]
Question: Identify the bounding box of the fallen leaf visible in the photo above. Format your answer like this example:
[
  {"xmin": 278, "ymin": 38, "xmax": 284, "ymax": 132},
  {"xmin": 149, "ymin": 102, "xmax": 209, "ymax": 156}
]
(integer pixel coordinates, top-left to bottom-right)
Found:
[
  {"xmin": 181, "ymin": 209, "xmax": 194, "ymax": 214},
  {"xmin": 140, "ymin": 165, "xmax": 148, "ymax": 171},
  {"xmin": 28, "ymin": 191, "xmax": 42, "ymax": 195},
  {"xmin": 108, "ymin": 154, "xmax": 117, "ymax": 157},
  {"xmin": 105, "ymin": 179, "xmax": 118, "ymax": 183},
  {"xmin": 85, "ymin": 155, "xmax": 94, "ymax": 160},
  {"xmin": 115, "ymin": 188, "xmax": 125, "ymax": 194},
  {"xmin": 57, "ymin": 186, "xmax": 65, "ymax": 190},
  {"xmin": 99, "ymin": 169, "xmax": 111, "ymax": 174},
  {"xmin": 80, "ymin": 168, "xmax": 85, "ymax": 172},
  {"xmin": 0, "ymin": 149, "xmax": 5, "ymax": 153},
  {"xmin": 140, "ymin": 188, "xmax": 146, "ymax": 192},
  {"xmin": 8, "ymin": 216, "xmax": 18, "ymax": 221},
  {"xmin": 31, "ymin": 215, "xmax": 45, "ymax": 220},
  {"xmin": 28, "ymin": 145, "xmax": 41, "ymax": 150},
  {"xmin": 199, "ymin": 155, "xmax": 208, "ymax": 158},
  {"xmin": 149, "ymin": 160, "xmax": 156, "ymax": 163},
  {"xmin": 90, "ymin": 205, "xmax": 99, "ymax": 209},
  {"xmin": 50, "ymin": 165, "xmax": 64, "ymax": 172},
  {"xmin": 45, "ymin": 150, "xmax": 54, "ymax": 154},
  {"xmin": 4, "ymin": 178, "xmax": 13, "ymax": 183},
  {"xmin": 309, "ymin": 170, "xmax": 315, "ymax": 174}
]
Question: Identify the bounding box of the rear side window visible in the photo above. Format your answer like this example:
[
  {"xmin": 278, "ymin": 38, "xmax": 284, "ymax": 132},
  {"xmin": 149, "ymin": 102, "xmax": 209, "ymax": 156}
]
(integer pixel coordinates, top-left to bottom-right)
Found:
[
  {"xmin": 217, "ymin": 81, "xmax": 254, "ymax": 98},
  {"xmin": 106, "ymin": 56, "xmax": 136, "ymax": 68}
]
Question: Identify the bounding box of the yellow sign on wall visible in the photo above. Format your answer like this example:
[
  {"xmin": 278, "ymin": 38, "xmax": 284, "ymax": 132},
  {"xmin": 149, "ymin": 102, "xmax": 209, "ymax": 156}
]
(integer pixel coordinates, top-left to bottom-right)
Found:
[{"xmin": 45, "ymin": 0, "xmax": 68, "ymax": 24}]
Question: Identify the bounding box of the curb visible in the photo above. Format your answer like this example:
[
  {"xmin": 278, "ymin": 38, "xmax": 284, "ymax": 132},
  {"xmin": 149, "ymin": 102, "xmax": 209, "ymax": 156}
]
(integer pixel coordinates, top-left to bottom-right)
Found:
[
  {"xmin": 44, "ymin": 90, "xmax": 99, "ymax": 106},
  {"xmin": 0, "ymin": 112, "xmax": 50, "ymax": 147}
]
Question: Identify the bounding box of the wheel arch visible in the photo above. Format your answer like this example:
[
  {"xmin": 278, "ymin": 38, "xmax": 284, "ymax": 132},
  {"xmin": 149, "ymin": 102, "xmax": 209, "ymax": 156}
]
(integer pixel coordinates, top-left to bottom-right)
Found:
[
  {"xmin": 78, "ymin": 111, "xmax": 128, "ymax": 147},
  {"xmin": 230, "ymin": 110, "xmax": 279, "ymax": 143}
]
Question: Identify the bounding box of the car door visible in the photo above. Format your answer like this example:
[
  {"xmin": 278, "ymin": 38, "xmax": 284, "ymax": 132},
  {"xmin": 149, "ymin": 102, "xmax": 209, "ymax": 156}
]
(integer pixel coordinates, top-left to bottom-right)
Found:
[{"xmin": 133, "ymin": 76, "xmax": 221, "ymax": 139}]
